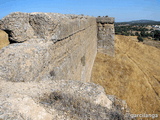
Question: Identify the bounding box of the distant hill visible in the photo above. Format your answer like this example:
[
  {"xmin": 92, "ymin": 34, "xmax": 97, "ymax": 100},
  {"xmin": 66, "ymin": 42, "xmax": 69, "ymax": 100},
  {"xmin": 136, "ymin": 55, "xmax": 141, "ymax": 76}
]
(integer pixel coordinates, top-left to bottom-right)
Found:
[
  {"xmin": 129, "ymin": 20, "xmax": 159, "ymax": 23},
  {"xmin": 116, "ymin": 20, "xmax": 160, "ymax": 25}
]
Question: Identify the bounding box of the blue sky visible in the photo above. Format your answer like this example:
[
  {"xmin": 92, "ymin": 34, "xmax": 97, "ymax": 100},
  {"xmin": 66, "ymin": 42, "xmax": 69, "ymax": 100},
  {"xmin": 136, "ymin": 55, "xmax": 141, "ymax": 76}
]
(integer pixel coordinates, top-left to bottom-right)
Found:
[{"xmin": 0, "ymin": 0, "xmax": 160, "ymax": 22}]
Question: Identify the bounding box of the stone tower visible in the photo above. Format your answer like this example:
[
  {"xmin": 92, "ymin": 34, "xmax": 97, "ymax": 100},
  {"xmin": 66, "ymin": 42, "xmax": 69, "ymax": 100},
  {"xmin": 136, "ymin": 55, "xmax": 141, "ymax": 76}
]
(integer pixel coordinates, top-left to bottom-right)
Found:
[{"xmin": 97, "ymin": 16, "xmax": 115, "ymax": 56}]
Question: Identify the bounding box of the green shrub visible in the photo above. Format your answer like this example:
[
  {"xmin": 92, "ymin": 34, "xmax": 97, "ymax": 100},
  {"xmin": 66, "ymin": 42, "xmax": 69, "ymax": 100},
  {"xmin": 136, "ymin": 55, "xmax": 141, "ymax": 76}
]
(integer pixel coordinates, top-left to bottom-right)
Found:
[{"xmin": 137, "ymin": 36, "xmax": 144, "ymax": 42}]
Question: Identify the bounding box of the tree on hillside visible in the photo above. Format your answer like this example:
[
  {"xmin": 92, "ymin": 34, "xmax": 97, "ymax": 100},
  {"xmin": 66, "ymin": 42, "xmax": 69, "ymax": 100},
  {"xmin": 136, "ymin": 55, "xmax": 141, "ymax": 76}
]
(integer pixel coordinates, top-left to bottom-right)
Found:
[
  {"xmin": 137, "ymin": 36, "xmax": 144, "ymax": 42},
  {"xmin": 135, "ymin": 32, "xmax": 140, "ymax": 36},
  {"xmin": 154, "ymin": 30, "xmax": 160, "ymax": 41},
  {"xmin": 140, "ymin": 31, "xmax": 146, "ymax": 37}
]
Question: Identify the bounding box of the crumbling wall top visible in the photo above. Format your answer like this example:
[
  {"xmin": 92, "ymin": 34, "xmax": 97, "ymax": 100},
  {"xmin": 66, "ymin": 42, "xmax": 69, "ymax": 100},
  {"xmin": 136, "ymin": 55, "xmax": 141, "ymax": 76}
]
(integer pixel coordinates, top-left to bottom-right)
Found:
[{"xmin": 97, "ymin": 17, "xmax": 114, "ymax": 24}]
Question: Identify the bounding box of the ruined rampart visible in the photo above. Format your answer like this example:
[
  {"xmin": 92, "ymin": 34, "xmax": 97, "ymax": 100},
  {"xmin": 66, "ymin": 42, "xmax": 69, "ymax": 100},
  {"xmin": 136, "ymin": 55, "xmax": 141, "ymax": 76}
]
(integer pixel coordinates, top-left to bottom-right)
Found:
[{"xmin": 0, "ymin": 13, "xmax": 131, "ymax": 120}]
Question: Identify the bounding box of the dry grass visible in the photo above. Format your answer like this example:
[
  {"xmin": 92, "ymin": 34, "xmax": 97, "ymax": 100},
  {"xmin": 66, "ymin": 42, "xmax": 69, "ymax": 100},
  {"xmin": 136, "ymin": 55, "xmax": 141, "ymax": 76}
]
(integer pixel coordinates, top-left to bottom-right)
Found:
[
  {"xmin": 91, "ymin": 35, "xmax": 160, "ymax": 115},
  {"xmin": 0, "ymin": 30, "xmax": 9, "ymax": 49},
  {"xmin": 39, "ymin": 91, "xmax": 125, "ymax": 120}
]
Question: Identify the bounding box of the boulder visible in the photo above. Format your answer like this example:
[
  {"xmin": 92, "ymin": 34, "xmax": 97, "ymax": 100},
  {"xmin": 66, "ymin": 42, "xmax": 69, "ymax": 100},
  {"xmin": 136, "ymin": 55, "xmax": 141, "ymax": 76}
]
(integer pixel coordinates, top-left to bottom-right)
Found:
[
  {"xmin": 0, "ymin": 30, "xmax": 9, "ymax": 49},
  {"xmin": 0, "ymin": 12, "xmax": 32, "ymax": 42}
]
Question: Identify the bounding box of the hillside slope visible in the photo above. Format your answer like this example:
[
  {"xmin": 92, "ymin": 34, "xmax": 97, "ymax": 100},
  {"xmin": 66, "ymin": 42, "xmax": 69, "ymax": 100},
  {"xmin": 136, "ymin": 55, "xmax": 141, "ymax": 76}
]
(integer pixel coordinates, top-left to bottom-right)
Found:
[{"xmin": 91, "ymin": 35, "xmax": 160, "ymax": 115}]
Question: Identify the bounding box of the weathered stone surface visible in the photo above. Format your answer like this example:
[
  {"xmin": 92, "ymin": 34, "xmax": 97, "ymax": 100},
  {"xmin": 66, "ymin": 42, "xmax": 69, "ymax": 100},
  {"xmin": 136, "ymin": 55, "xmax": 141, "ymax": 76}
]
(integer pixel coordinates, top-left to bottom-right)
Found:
[
  {"xmin": 0, "ymin": 12, "xmax": 97, "ymax": 82},
  {"xmin": 0, "ymin": 30, "xmax": 9, "ymax": 49},
  {"xmin": 0, "ymin": 12, "xmax": 95, "ymax": 43},
  {"xmin": 97, "ymin": 17, "xmax": 115, "ymax": 56},
  {"xmin": 0, "ymin": 79, "xmax": 130, "ymax": 120}
]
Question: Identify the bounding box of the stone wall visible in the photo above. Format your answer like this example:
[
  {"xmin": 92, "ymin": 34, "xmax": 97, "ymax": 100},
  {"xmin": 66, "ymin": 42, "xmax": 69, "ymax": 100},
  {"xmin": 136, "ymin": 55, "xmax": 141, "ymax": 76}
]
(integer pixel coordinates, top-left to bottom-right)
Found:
[
  {"xmin": 0, "ymin": 12, "xmax": 97, "ymax": 82},
  {"xmin": 97, "ymin": 17, "xmax": 115, "ymax": 56},
  {"xmin": 0, "ymin": 13, "xmax": 131, "ymax": 120}
]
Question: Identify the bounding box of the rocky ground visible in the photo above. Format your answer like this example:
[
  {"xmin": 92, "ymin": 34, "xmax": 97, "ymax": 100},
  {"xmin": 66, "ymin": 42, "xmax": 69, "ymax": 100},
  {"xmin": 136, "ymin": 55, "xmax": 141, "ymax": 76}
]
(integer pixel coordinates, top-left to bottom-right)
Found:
[
  {"xmin": 91, "ymin": 35, "xmax": 160, "ymax": 117},
  {"xmin": 0, "ymin": 79, "xmax": 131, "ymax": 120}
]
